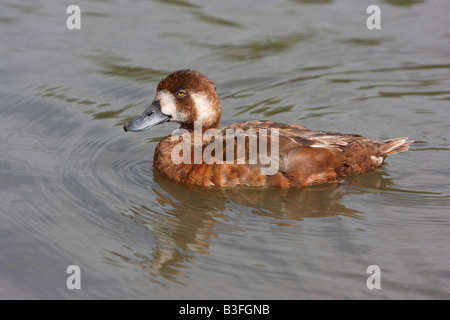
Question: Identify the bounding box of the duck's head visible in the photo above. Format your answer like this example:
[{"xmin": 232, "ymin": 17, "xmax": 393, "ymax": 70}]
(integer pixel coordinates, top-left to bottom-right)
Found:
[{"xmin": 124, "ymin": 69, "xmax": 221, "ymax": 132}]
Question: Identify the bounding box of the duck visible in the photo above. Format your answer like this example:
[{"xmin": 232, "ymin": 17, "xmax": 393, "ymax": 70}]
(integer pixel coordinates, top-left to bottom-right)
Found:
[{"xmin": 124, "ymin": 69, "xmax": 413, "ymax": 188}]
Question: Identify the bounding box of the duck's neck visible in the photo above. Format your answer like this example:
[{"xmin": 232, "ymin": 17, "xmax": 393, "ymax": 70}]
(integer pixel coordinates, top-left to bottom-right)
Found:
[{"xmin": 179, "ymin": 120, "xmax": 221, "ymax": 132}]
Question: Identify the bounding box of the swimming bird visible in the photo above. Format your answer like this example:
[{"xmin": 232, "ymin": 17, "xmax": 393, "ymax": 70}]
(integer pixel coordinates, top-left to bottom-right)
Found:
[{"xmin": 124, "ymin": 69, "xmax": 412, "ymax": 188}]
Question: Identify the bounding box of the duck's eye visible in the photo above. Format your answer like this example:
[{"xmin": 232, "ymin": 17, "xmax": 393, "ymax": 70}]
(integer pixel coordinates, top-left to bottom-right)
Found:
[{"xmin": 176, "ymin": 91, "xmax": 185, "ymax": 97}]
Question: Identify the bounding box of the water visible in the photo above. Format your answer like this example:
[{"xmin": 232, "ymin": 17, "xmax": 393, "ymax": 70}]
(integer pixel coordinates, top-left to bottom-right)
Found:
[{"xmin": 1, "ymin": 0, "xmax": 449, "ymax": 299}]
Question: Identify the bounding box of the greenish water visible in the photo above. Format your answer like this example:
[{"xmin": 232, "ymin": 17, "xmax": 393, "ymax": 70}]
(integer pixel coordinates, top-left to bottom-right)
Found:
[{"xmin": 1, "ymin": 0, "xmax": 449, "ymax": 299}]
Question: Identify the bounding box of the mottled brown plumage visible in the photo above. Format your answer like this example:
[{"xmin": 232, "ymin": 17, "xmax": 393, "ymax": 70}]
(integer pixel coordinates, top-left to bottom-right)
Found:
[{"xmin": 125, "ymin": 70, "xmax": 413, "ymax": 188}]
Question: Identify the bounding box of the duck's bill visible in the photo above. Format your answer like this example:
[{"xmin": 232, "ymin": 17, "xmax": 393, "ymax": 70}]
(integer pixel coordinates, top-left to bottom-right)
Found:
[{"xmin": 123, "ymin": 101, "xmax": 171, "ymax": 132}]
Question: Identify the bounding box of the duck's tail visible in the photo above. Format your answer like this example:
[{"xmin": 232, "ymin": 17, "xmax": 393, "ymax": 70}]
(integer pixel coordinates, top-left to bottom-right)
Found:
[{"xmin": 380, "ymin": 137, "xmax": 414, "ymax": 156}]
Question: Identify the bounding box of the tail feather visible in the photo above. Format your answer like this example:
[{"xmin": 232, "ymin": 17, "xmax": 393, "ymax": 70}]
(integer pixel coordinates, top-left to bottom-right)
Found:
[{"xmin": 380, "ymin": 137, "xmax": 414, "ymax": 156}]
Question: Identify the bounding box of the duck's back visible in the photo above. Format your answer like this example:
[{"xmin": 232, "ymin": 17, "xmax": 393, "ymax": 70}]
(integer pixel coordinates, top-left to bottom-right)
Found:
[{"xmin": 153, "ymin": 120, "xmax": 412, "ymax": 188}]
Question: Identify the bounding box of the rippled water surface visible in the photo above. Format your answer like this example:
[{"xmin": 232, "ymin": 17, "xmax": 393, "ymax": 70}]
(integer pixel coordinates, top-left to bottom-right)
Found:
[{"xmin": 1, "ymin": 0, "xmax": 449, "ymax": 299}]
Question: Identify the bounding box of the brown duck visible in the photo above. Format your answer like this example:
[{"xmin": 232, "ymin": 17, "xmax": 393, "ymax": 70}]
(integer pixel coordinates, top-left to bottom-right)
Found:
[{"xmin": 124, "ymin": 69, "xmax": 413, "ymax": 188}]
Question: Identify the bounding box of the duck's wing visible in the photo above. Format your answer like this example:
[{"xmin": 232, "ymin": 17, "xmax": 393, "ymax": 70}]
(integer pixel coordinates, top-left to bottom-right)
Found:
[
  {"xmin": 220, "ymin": 120, "xmax": 364, "ymax": 156},
  {"xmin": 218, "ymin": 121, "xmax": 413, "ymax": 187}
]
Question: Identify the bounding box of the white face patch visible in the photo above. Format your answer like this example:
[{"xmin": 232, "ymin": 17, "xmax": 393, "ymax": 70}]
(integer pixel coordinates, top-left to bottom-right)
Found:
[
  {"xmin": 156, "ymin": 90, "xmax": 188, "ymax": 122},
  {"xmin": 191, "ymin": 93, "xmax": 214, "ymax": 127}
]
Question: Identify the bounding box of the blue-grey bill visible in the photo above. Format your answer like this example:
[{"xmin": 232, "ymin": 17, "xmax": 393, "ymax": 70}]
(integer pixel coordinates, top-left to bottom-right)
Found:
[{"xmin": 123, "ymin": 101, "xmax": 170, "ymax": 132}]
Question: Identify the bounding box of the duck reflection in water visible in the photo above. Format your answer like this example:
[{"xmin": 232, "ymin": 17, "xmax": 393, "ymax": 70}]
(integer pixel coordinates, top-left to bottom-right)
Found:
[{"xmin": 117, "ymin": 168, "xmax": 395, "ymax": 286}]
